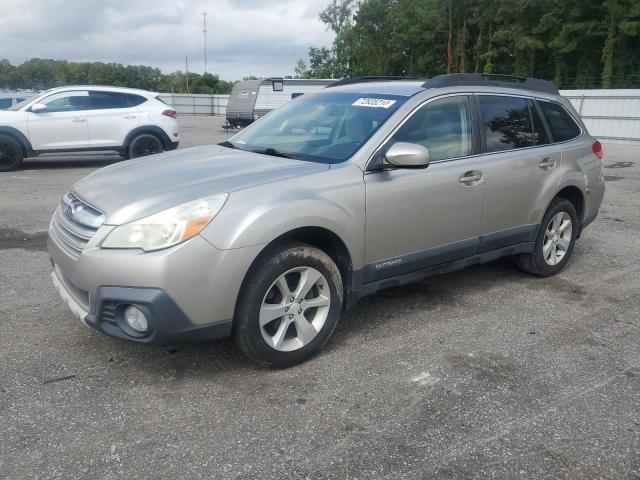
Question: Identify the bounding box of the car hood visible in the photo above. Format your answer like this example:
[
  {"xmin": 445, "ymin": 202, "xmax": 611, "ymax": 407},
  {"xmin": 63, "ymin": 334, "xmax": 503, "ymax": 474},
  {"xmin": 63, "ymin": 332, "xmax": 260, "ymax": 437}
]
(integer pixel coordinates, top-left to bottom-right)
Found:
[
  {"xmin": 0, "ymin": 110, "xmax": 25, "ymax": 119},
  {"xmin": 72, "ymin": 145, "xmax": 329, "ymax": 225}
]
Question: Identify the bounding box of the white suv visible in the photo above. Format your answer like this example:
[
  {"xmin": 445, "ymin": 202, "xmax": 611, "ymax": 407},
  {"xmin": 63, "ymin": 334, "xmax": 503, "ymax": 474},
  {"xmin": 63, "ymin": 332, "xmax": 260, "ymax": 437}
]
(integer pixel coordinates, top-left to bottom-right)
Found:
[{"xmin": 0, "ymin": 86, "xmax": 179, "ymax": 171}]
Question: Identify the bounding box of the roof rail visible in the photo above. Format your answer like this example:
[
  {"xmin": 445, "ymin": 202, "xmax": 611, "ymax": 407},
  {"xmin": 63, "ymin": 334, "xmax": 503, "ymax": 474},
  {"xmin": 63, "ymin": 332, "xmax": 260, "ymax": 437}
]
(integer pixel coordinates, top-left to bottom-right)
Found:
[
  {"xmin": 327, "ymin": 76, "xmax": 420, "ymax": 88},
  {"xmin": 421, "ymin": 73, "xmax": 559, "ymax": 95}
]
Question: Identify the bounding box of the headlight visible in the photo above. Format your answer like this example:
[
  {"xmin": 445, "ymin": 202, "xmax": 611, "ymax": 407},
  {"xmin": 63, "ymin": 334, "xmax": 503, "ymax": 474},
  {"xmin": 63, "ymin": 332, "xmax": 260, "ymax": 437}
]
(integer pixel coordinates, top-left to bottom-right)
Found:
[{"xmin": 102, "ymin": 193, "xmax": 228, "ymax": 251}]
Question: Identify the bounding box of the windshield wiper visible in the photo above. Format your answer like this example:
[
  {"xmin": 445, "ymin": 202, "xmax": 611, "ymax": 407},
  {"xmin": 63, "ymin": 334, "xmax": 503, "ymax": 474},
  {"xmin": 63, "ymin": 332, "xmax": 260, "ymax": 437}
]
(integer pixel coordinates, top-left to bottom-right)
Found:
[
  {"xmin": 218, "ymin": 140, "xmax": 239, "ymax": 149},
  {"xmin": 256, "ymin": 148, "xmax": 305, "ymax": 160}
]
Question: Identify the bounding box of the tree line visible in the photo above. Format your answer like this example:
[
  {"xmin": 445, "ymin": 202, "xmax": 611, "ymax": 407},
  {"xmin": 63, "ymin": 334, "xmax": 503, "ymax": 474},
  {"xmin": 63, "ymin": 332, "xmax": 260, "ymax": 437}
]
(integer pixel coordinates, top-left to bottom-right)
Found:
[
  {"xmin": 295, "ymin": 0, "xmax": 640, "ymax": 88},
  {"xmin": 0, "ymin": 58, "xmax": 233, "ymax": 94}
]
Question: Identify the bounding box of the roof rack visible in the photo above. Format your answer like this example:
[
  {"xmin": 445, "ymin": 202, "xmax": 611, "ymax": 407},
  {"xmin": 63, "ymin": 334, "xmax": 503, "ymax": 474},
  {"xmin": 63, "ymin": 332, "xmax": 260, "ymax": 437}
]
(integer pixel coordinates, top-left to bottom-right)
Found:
[
  {"xmin": 421, "ymin": 73, "xmax": 559, "ymax": 95},
  {"xmin": 326, "ymin": 76, "xmax": 420, "ymax": 88}
]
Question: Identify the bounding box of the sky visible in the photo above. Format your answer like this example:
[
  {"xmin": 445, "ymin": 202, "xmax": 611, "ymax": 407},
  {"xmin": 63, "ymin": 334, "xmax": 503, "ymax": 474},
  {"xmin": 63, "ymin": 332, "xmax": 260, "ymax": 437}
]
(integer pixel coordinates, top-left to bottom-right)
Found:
[{"xmin": 0, "ymin": 0, "xmax": 335, "ymax": 81}]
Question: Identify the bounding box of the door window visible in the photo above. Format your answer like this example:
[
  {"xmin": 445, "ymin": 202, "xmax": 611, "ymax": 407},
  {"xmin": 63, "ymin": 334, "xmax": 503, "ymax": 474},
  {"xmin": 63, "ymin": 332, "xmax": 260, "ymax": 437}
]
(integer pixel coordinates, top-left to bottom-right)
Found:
[
  {"xmin": 390, "ymin": 95, "xmax": 473, "ymax": 161},
  {"xmin": 539, "ymin": 101, "xmax": 581, "ymax": 142},
  {"xmin": 529, "ymin": 99, "xmax": 550, "ymax": 145},
  {"xmin": 479, "ymin": 95, "xmax": 534, "ymax": 152},
  {"xmin": 39, "ymin": 91, "xmax": 89, "ymax": 112},
  {"xmin": 89, "ymin": 91, "xmax": 146, "ymax": 110}
]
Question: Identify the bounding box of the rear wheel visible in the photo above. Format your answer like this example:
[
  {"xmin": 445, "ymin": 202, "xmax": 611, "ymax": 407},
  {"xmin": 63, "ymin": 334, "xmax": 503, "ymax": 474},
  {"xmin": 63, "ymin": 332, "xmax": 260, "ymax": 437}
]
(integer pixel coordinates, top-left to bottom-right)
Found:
[
  {"xmin": 127, "ymin": 134, "xmax": 164, "ymax": 159},
  {"xmin": 233, "ymin": 243, "xmax": 343, "ymax": 368},
  {"xmin": 514, "ymin": 197, "xmax": 578, "ymax": 277},
  {"xmin": 0, "ymin": 134, "xmax": 24, "ymax": 172}
]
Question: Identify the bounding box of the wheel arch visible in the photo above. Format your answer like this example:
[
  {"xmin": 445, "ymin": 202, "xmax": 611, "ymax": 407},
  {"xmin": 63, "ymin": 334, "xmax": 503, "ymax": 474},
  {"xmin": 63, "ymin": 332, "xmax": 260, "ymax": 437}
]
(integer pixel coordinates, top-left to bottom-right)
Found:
[
  {"xmin": 0, "ymin": 126, "xmax": 32, "ymax": 156},
  {"xmin": 554, "ymin": 185, "xmax": 585, "ymax": 224},
  {"xmin": 124, "ymin": 125, "xmax": 172, "ymax": 150},
  {"xmin": 236, "ymin": 226, "xmax": 355, "ymax": 314}
]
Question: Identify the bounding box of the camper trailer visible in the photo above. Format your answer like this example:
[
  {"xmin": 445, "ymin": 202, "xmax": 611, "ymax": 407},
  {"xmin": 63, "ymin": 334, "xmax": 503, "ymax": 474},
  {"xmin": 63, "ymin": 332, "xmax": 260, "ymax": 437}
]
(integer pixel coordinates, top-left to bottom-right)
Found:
[{"xmin": 226, "ymin": 78, "xmax": 334, "ymax": 128}]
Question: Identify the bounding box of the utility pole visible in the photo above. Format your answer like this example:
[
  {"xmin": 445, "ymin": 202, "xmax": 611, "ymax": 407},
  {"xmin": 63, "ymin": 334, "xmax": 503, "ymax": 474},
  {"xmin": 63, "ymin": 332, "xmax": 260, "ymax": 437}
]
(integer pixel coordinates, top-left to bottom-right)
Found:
[
  {"xmin": 185, "ymin": 55, "xmax": 189, "ymax": 93},
  {"xmin": 203, "ymin": 6, "xmax": 208, "ymax": 74}
]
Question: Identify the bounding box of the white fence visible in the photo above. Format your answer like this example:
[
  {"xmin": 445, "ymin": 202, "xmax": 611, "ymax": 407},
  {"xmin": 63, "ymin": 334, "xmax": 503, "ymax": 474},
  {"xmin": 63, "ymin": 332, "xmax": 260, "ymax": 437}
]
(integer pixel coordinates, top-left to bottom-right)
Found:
[
  {"xmin": 157, "ymin": 93, "xmax": 229, "ymax": 116},
  {"xmin": 3, "ymin": 89, "xmax": 640, "ymax": 143},
  {"xmin": 560, "ymin": 89, "xmax": 640, "ymax": 144}
]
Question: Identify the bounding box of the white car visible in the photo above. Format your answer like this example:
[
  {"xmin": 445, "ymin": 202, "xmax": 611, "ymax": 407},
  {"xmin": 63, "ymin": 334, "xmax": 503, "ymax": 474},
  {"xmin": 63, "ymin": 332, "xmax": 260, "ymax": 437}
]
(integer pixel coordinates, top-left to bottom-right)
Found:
[{"xmin": 0, "ymin": 86, "xmax": 179, "ymax": 171}]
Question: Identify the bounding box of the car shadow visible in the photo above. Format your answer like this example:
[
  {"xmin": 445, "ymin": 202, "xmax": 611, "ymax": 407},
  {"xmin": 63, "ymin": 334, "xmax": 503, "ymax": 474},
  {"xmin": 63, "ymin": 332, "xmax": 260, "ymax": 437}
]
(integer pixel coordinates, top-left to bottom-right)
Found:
[{"xmin": 22, "ymin": 154, "xmax": 123, "ymax": 170}]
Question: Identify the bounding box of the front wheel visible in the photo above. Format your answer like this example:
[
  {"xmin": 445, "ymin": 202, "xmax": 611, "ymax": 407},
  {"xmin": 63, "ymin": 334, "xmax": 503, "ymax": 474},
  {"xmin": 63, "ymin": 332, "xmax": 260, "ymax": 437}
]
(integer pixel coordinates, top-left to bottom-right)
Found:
[
  {"xmin": 514, "ymin": 197, "xmax": 578, "ymax": 277},
  {"xmin": 0, "ymin": 134, "xmax": 24, "ymax": 172},
  {"xmin": 127, "ymin": 134, "xmax": 164, "ymax": 159},
  {"xmin": 233, "ymin": 243, "xmax": 343, "ymax": 368}
]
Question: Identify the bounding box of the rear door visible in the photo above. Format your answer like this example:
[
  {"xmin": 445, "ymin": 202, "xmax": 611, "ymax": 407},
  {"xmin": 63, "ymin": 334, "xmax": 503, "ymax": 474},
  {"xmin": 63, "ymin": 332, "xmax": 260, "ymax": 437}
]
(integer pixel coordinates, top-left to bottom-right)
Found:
[
  {"xmin": 364, "ymin": 94, "xmax": 487, "ymax": 282},
  {"xmin": 476, "ymin": 94, "xmax": 562, "ymax": 249},
  {"xmin": 26, "ymin": 90, "xmax": 90, "ymax": 150},
  {"xmin": 87, "ymin": 91, "xmax": 144, "ymax": 148}
]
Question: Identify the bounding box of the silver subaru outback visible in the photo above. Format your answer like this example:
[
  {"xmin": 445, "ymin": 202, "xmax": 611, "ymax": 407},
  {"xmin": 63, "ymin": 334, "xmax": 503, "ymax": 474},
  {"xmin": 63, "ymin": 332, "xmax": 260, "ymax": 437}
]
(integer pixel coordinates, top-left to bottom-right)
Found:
[{"xmin": 48, "ymin": 74, "xmax": 605, "ymax": 367}]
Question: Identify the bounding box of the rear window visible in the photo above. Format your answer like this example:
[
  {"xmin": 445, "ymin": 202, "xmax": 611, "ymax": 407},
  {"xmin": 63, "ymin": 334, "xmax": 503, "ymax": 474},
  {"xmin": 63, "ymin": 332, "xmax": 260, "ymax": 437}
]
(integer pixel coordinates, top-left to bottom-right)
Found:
[
  {"xmin": 479, "ymin": 95, "xmax": 534, "ymax": 152},
  {"xmin": 539, "ymin": 101, "xmax": 581, "ymax": 142}
]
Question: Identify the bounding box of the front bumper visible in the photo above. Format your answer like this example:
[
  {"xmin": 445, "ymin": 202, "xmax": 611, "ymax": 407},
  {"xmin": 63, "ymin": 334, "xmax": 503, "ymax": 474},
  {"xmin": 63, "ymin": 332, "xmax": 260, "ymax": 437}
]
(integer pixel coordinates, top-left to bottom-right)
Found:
[{"xmin": 48, "ymin": 226, "xmax": 264, "ymax": 345}]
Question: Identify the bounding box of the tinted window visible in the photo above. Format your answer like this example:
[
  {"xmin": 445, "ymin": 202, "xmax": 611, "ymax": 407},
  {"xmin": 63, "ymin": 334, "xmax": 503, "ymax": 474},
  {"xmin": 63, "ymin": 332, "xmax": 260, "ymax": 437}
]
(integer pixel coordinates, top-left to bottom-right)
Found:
[
  {"xmin": 480, "ymin": 95, "xmax": 534, "ymax": 152},
  {"xmin": 89, "ymin": 91, "xmax": 146, "ymax": 110},
  {"xmin": 540, "ymin": 101, "xmax": 581, "ymax": 142},
  {"xmin": 391, "ymin": 96, "xmax": 473, "ymax": 161},
  {"xmin": 41, "ymin": 91, "xmax": 89, "ymax": 112},
  {"xmin": 0, "ymin": 98, "xmax": 12, "ymax": 109},
  {"xmin": 529, "ymin": 99, "xmax": 550, "ymax": 145}
]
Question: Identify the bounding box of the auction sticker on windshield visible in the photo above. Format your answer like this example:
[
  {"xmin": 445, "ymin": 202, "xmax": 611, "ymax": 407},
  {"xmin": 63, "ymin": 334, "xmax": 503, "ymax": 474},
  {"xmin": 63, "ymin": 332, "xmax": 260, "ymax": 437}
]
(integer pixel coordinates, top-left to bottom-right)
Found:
[{"xmin": 352, "ymin": 98, "xmax": 397, "ymax": 108}]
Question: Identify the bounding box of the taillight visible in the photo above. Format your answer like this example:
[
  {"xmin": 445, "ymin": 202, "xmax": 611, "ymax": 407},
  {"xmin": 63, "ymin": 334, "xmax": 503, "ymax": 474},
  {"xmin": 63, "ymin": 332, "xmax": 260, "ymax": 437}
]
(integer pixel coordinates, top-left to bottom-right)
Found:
[
  {"xmin": 592, "ymin": 140, "xmax": 603, "ymax": 160},
  {"xmin": 162, "ymin": 109, "xmax": 177, "ymax": 118}
]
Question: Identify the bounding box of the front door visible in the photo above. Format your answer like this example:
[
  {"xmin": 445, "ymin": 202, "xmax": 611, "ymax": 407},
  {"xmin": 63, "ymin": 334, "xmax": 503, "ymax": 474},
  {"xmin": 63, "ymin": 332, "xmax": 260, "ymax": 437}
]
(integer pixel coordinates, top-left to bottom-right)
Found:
[
  {"xmin": 27, "ymin": 90, "xmax": 90, "ymax": 151},
  {"xmin": 364, "ymin": 95, "xmax": 487, "ymax": 283}
]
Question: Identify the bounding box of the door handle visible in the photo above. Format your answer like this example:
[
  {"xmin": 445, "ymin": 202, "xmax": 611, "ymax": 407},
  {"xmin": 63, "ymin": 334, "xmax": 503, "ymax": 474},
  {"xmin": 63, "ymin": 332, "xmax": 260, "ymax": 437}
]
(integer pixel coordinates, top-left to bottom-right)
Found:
[
  {"xmin": 539, "ymin": 157, "xmax": 556, "ymax": 170},
  {"xmin": 71, "ymin": 117, "xmax": 86, "ymax": 123},
  {"xmin": 459, "ymin": 171, "xmax": 483, "ymax": 184},
  {"xmin": 123, "ymin": 114, "xmax": 137, "ymax": 119}
]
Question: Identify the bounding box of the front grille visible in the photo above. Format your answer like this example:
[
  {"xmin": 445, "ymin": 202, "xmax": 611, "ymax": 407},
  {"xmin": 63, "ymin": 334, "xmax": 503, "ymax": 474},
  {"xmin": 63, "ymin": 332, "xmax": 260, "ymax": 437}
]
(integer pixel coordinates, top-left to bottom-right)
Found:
[{"xmin": 50, "ymin": 193, "xmax": 104, "ymax": 257}]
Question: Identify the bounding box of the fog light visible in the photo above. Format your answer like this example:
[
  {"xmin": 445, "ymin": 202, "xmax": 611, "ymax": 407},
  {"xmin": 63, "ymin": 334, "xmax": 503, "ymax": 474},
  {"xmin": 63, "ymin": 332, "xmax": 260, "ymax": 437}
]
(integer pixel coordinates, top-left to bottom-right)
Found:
[{"xmin": 124, "ymin": 305, "xmax": 148, "ymax": 333}]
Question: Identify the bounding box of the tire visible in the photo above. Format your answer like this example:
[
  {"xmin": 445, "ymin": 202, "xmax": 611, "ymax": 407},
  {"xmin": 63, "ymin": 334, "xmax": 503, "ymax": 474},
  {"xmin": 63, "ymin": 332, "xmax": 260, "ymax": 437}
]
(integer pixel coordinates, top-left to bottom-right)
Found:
[
  {"xmin": 233, "ymin": 243, "xmax": 344, "ymax": 368},
  {"xmin": 0, "ymin": 134, "xmax": 24, "ymax": 172},
  {"xmin": 127, "ymin": 133, "xmax": 164, "ymax": 159},
  {"xmin": 514, "ymin": 197, "xmax": 578, "ymax": 277}
]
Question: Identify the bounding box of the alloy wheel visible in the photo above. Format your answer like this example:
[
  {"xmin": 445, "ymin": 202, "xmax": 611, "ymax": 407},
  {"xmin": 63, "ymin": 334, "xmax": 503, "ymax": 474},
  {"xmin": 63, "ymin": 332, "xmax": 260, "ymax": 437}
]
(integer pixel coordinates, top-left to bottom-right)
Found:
[
  {"xmin": 259, "ymin": 266, "xmax": 331, "ymax": 352},
  {"xmin": 543, "ymin": 211, "xmax": 572, "ymax": 266},
  {"xmin": 0, "ymin": 141, "xmax": 18, "ymax": 167},
  {"xmin": 132, "ymin": 137, "xmax": 162, "ymax": 157}
]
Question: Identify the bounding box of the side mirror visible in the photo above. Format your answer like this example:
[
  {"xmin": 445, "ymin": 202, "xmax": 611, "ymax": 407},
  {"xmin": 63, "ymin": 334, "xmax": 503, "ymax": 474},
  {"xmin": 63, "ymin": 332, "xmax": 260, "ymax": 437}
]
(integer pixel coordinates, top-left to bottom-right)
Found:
[
  {"xmin": 385, "ymin": 142, "xmax": 430, "ymax": 168},
  {"xmin": 30, "ymin": 103, "xmax": 47, "ymax": 113}
]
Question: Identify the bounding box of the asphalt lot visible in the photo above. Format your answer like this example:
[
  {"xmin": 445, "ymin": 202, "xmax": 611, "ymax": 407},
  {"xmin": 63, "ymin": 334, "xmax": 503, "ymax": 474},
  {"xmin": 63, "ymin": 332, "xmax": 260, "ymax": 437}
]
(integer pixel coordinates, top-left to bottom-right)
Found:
[{"xmin": 1, "ymin": 115, "xmax": 639, "ymax": 479}]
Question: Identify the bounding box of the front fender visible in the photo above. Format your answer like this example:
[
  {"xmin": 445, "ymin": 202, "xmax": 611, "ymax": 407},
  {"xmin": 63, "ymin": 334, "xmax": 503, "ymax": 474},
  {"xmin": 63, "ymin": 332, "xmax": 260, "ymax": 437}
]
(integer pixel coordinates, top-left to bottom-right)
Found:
[{"xmin": 199, "ymin": 162, "xmax": 366, "ymax": 269}]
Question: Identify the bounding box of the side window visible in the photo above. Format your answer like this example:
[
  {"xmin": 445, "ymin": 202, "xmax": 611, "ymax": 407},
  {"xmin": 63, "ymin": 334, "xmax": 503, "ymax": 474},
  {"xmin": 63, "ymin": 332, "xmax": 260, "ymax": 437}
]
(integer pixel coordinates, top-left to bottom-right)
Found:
[
  {"xmin": 539, "ymin": 101, "xmax": 581, "ymax": 142},
  {"xmin": 479, "ymin": 95, "xmax": 533, "ymax": 152},
  {"xmin": 126, "ymin": 94, "xmax": 147, "ymax": 107},
  {"xmin": 41, "ymin": 91, "xmax": 89, "ymax": 112},
  {"xmin": 390, "ymin": 96, "xmax": 473, "ymax": 161},
  {"xmin": 529, "ymin": 99, "xmax": 550, "ymax": 145},
  {"xmin": 89, "ymin": 91, "xmax": 145, "ymax": 110}
]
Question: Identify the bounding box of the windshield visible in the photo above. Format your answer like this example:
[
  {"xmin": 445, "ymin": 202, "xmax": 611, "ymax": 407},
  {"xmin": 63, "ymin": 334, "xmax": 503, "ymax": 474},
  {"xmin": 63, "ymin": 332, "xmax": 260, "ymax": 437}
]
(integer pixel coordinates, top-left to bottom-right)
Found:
[{"xmin": 225, "ymin": 91, "xmax": 407, "ymax": 163}]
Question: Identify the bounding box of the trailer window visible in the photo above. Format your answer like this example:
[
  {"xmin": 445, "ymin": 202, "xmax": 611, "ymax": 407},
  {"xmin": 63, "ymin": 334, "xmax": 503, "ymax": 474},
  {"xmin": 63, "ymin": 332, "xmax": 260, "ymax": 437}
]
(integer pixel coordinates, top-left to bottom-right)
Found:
[{"xmin": 272, "ymin": 80, "xmax": 283, "ymax": 92}]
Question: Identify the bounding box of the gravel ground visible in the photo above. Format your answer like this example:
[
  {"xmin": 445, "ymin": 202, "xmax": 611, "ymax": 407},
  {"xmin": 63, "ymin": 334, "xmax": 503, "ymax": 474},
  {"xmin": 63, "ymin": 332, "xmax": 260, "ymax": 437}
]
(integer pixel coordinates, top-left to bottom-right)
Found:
[{"xmin": 0, "ymin": 115, "xmax": 638, "ymax": 479}]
